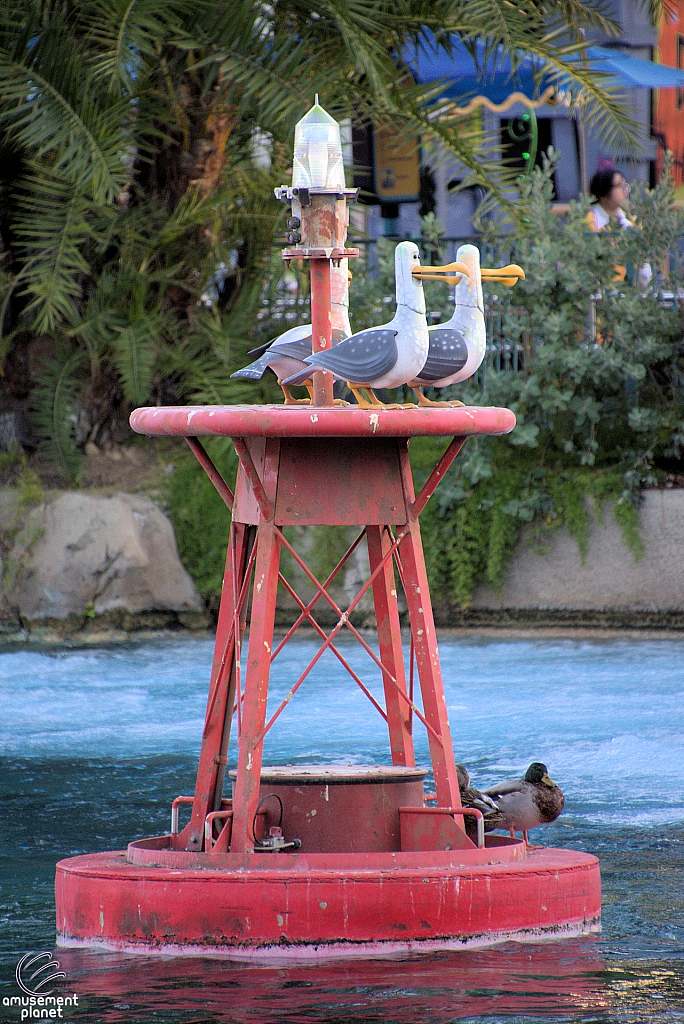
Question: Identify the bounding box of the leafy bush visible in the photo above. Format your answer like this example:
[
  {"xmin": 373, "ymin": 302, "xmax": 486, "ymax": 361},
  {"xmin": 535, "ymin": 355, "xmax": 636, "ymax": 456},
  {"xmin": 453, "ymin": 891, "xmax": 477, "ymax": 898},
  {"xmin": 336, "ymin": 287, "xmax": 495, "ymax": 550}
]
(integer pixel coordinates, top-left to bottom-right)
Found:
[
  {"xmin": 167, "ymin": 155, "xmax": 684, "ymax": 608},
  {"xmin": 165, "ymin": 440, "xmax": 237, "ymax": 606},
  {"xmin": 412, "ymin": 152, "xmax": 684, "ymax": 604},
  {"xmin": 3, "ymin": 2, "xmax": 629, "ymax": 483}
]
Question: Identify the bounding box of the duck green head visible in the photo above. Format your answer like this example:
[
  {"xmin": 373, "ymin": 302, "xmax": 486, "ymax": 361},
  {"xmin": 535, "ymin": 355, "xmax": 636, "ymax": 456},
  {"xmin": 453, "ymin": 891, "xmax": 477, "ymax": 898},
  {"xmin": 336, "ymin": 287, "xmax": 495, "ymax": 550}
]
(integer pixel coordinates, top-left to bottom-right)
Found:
[{"xmin": 525, "ymin": 762, "xmax": 555, "ymax": 787}]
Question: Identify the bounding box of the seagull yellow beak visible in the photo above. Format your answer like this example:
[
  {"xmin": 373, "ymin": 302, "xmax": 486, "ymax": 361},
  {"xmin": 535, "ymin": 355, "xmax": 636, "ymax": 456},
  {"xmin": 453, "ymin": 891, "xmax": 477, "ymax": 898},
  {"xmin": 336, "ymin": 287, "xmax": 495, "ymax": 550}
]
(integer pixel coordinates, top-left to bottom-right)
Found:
[
  {"xmin": 480, "ymin": 264, "xmax": 526, "ymax": 288},
  {"xmin": 412, "ymin": 260, "xmax": 470, "ymax": 286}
]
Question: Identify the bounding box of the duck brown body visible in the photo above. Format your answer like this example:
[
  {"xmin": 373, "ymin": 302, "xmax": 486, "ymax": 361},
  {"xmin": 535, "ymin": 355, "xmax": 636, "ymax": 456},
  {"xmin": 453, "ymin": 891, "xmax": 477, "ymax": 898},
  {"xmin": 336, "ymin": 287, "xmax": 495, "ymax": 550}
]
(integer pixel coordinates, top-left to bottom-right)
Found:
[
  {"xmin": 458, "ymin": 762, "xmax": 564, "ymax": 843},
  {"xmin": 482, "ymin": 762, "xmax": 564, "ymax": 838}
]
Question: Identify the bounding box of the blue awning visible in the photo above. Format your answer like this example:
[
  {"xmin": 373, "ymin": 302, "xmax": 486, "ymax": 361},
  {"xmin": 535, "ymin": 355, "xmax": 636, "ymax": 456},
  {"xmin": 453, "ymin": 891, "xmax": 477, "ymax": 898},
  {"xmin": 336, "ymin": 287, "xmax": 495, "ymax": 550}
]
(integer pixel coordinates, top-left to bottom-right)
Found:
[
  {"xmin": 583, "ymin": 45, "xmax": 684, "ymax": 88},
  {"xmin": 406, "ymin": 37, "xmax": 547, "ymax": 106},
  {"xmin": 406, "ymin": 36, "xmax": 684, "ymax": 107}
]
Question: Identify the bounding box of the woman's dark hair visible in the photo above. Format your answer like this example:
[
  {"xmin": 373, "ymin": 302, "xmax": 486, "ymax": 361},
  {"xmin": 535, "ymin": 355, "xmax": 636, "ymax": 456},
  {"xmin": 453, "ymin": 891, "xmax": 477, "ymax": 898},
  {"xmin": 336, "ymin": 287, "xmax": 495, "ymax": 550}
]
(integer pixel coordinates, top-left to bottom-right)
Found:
[{"xmin": 590, "ymin": 168, "xmax": 619, "ymax": 201}]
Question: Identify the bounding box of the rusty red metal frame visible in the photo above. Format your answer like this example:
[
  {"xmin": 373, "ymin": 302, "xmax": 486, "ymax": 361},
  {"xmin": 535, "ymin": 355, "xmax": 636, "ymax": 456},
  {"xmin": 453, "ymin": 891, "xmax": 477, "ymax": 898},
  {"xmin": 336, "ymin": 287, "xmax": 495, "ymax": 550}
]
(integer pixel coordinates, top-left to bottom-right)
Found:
[
  {"xmin": 271, "ymin": 528, "xmax": 367, "ymax": 660},
  {"xmin": 282, "ymin": 246, "xmax": 360, "ymax": 261},
  {"xmin": 258, "ymin": 526, "xmax": 443, "ymax": 748},
  {"xmin": 230, "ymin": 524, "xmax": 244, "ymax": 741},
  {"xmin": 408, "ymin": 631, "xmax": 415, "ymax": 734},
  {"xmin": 200, "ymin": 431, "xmax": 466, "ymax": 753},
  {"xmin": 202, "ymin": 536, "xmax": 257, "ymax": 731},
  {"xmin": 232, "ymin": 439, "xmax": 272, "ymax": 520},
  {"xmin": 205, "ymin": 809, "xmax": 232, "ymax": 852},
  {"xmin": 277, "ymin": 571, "xmax": 388, "ymax": 722},
  {"xmin": 189, "ymin": 430, "xmax": 474, "ymax": 848},
  {"xmin": 400, "ymin": 805, "xmax": 485, "ymax": 848},
  {"xmin": 170, "ymin": 795, "xmax": 194, "ymax": 835},
  {"xmin": 310, "ymin": 258, "xmax": 334, "ymax": 407},
  {"xmin": 185, "ymin": 437, "xmax": 234, "ymax": 510}
]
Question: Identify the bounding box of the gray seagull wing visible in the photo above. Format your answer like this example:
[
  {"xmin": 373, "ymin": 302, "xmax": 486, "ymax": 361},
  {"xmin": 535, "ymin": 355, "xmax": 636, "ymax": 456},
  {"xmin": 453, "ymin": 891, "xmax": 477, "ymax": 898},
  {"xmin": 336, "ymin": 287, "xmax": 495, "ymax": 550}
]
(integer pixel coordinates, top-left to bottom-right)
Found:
[
  {"xmin": 231, "ymin": 351, "xmax": 273, "ymax": 381},
  {"xmin": 269, "ymin": 336, "xmax": 316, "ymax": 362},
  {"xmin": 247, "ymin": 339, "xmax": 277, "ymax": 358},
  {"xmin": 416, "ymin": 328, "xmax": 468, "ymax": 383},
  {"xmin": 247, "ymin": 326, "xmax": 346, "ymax": 359},
  {"xmin": 284, "ymin": 329, "xmax": 398, "ymax": 386},
  {"xmin": 231, "ymin": 338, "xmax": 313, "ymax": 380}
]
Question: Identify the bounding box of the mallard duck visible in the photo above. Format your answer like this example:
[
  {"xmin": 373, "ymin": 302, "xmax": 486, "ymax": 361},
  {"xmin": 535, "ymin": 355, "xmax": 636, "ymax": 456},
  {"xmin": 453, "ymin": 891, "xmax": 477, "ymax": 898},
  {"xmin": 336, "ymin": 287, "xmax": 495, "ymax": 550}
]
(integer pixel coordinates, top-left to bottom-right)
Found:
[
  {"xmin": 283, "ymin": 242, "xmax": 469, "ymax": 407},
  {"xmin": 408, "ymin": 244, "xmax": 524, "ymax": 407},
  {"xmin": 457, "ymin": 763, "xmax": 500, "ymax": 842},
  {"xmin": 481, "ymin": 762, "xmax": 565, "ymax": 844}
]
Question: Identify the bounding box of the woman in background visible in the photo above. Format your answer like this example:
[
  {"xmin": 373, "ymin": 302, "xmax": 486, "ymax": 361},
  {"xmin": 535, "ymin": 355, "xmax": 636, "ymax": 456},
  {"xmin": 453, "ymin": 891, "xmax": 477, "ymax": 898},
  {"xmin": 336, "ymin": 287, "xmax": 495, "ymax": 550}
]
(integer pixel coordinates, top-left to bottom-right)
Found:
[
  {"xmin": 588, "ymin": 167, "xmax": 633, "ymax": 234},
  {"xmin": 587, "ymin": 165, "xmax": 651, "ymax": 287}
]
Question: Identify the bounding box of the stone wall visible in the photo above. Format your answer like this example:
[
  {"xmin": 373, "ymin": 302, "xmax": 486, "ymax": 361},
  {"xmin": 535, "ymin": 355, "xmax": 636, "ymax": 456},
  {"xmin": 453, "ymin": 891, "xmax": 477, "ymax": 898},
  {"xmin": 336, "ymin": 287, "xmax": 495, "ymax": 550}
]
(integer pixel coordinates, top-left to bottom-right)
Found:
[
  {"xmin": 2, "ymin": 487, "xmax": 683, "ymax": 641},
  {"xmin": 445, "ymin": 489, "xmax": 684, "ymax": 629}
]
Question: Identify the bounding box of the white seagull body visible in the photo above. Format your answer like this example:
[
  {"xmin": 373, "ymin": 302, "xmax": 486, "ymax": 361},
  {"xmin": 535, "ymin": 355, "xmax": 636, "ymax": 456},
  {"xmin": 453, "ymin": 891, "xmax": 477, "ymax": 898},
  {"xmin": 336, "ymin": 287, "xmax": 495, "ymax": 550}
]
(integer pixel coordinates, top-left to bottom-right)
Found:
[
  {"xmin": 231, "ymin": 260, "xmax": 351, "ymax": 398},
  {"xmin": 420, "ymin": 243, "xmax": 486, "ymax": 388},
  {"xmin": 410, "ymin": 246, "xmax": 524, "ymax": 406},
  {"xmin": 284, "ymin": 242, "xmax": 467, "ymax": 404}
]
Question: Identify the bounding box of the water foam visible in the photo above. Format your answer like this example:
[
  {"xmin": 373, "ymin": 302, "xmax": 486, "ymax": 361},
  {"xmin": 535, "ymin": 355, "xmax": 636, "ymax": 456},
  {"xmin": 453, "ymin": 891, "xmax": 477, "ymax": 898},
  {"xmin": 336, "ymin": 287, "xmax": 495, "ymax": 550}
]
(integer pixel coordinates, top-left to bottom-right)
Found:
[{"xmin": 2, "ymin": 636, "xmax": 683, "ymax": 826}]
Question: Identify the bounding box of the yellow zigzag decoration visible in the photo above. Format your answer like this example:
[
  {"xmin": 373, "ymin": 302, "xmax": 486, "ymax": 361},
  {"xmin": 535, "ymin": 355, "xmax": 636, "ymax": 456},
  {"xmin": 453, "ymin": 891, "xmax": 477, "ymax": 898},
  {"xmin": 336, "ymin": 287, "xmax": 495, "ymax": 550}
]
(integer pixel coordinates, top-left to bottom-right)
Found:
[{"xmin": 445, "ymin": 85, "xmax": 556, "ymax": 115}]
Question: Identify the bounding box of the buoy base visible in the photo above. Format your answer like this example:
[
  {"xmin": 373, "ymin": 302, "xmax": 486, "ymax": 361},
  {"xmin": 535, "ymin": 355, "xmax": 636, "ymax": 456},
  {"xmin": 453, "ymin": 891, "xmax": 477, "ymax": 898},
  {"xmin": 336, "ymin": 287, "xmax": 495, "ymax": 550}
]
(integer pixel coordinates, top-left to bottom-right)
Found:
[{"xmin": 55, "ymin": 843, "xmax": 601, "ymax": 962}]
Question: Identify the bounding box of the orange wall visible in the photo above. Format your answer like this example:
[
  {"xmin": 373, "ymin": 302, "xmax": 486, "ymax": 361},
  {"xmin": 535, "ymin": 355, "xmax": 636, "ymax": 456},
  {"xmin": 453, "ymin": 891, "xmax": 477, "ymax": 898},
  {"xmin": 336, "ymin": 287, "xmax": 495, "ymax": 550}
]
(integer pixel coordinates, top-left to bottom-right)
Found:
[{"xmin": 656, "ymin": 3, "xmax": 684, "ymax": 185}]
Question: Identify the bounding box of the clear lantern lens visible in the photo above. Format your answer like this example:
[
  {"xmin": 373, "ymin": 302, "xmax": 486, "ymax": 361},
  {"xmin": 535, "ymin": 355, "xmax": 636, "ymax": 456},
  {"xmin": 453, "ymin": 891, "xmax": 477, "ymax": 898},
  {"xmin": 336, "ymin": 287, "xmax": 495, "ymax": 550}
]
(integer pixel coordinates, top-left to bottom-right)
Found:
[{"xmin": 292, "ymin": 98, "xmax": 345, "ymax": 189}]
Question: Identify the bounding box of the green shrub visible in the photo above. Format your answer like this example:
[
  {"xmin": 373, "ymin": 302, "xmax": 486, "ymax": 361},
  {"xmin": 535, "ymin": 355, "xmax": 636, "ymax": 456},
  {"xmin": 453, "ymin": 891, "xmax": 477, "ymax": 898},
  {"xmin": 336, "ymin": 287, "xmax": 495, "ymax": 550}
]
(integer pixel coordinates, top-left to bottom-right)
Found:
[{"xmin": 167, "ymin": 158, "xmax": 684, "ymax": 607}]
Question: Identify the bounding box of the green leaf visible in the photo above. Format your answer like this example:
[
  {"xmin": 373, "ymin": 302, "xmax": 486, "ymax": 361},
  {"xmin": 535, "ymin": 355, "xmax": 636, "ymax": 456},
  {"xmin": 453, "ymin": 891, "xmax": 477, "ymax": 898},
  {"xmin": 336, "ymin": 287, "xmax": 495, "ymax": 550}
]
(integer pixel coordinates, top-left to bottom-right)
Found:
[
  {"xmin": 111, "ymin": 312, "xmax": 159, "ymax": 406},
  {"xmin": 30, "ymin": 348, "xmax": 87, "ymax": 482},
  {"xmin": 13, "ymin": 171, "xmax": 107, "ymax": 331}
]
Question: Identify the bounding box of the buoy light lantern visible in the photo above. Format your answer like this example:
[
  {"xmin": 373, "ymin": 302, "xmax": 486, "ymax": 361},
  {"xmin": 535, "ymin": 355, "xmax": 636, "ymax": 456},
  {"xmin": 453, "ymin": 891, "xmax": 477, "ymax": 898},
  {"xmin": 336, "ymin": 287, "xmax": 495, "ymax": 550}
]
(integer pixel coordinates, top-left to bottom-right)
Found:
[{"xmin": 292, "ymin": 95, "xmax": 345, "ymax": 190}]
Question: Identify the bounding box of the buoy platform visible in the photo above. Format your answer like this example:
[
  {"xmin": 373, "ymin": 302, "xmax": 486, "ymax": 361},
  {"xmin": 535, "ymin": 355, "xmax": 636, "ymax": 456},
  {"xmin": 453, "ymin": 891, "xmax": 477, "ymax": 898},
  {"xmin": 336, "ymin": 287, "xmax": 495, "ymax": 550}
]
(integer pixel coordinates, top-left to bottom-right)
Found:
[{"xmin": 55, "ymin": 405, "xmax": 601, "ymax": 959}]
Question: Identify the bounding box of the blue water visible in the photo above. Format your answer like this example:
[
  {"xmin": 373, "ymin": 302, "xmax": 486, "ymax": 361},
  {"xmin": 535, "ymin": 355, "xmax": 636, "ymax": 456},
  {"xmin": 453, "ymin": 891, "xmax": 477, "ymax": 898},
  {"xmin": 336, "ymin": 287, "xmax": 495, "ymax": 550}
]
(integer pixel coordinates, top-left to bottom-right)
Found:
[{"xmin": 1, "ymin": 635, "xmax": 683, "ymax": 1022}]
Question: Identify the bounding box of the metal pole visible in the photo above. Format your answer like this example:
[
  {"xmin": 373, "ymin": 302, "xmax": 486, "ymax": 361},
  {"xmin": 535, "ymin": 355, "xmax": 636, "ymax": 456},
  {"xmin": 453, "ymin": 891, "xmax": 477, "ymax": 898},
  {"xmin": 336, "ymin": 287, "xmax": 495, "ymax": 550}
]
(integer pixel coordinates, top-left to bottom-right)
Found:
[
  {"xmin": 310, "ymin": 257, "xmax": 334, "ymax": 406},
  {"xmin": 576, "ymin": 105, "xmax": 588, "ymax": 195}
]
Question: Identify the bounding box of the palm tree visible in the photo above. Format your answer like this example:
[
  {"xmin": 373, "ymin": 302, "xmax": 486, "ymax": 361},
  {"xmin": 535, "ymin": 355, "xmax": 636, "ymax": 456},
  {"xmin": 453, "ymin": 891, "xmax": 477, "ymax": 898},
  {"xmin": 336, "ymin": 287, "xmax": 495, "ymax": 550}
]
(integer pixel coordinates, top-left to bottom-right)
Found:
[{"xmin": 0, "ymin": 0, "xmax": 661, "ymax": 477}]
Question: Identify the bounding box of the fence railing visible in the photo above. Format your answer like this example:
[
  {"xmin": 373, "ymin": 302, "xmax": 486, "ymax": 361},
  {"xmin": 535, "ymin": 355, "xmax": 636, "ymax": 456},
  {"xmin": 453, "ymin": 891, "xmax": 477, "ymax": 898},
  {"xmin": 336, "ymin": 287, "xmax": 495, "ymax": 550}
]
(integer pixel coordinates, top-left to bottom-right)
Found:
[{"xmin": 264, "ymin": 235, "xmax": 681, "ymax": 394}]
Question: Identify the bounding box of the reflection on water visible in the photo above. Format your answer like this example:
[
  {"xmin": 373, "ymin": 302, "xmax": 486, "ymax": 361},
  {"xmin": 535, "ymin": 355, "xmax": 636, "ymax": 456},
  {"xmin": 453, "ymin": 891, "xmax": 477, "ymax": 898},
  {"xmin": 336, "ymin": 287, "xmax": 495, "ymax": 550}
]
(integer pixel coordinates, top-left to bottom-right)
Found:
[
  {"xmin": 55, "ymin": 940, "xmax": 612, "ymax": 1022},
  {"xmin": 1, "ymin": 635, "xmax": 683, "ymax": 1022}
]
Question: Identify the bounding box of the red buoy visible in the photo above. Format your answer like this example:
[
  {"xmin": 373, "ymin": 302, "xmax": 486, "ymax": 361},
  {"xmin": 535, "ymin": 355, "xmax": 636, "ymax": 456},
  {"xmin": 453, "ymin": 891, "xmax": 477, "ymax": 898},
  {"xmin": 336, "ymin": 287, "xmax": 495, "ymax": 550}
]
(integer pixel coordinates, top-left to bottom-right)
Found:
[
  {"xmin": 55, "ymin": 100, "xmax": 599, "ymax": 956},
  {"xmin": 55, "ymin": 405, "xmax": 600, "ymax": 959}
]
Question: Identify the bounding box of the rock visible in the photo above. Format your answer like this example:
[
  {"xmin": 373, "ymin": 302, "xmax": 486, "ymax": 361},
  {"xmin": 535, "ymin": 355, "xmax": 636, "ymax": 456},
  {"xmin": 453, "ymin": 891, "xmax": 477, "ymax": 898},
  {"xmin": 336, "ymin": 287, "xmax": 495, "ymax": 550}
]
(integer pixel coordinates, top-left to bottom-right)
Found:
[{"xmin": 6, "ymin": 492, "xmax": 202, "ymax": 620}]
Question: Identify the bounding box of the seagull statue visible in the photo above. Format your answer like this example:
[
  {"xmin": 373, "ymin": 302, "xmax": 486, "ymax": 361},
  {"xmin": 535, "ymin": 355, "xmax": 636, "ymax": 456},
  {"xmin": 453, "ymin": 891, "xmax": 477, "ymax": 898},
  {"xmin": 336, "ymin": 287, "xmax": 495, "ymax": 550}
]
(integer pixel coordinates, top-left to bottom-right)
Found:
[
  {"xmin": 283, "ymin": 241, "xmax": 469, "ymax": 407},
  {"xmin": 408, "ymin": 245, "xmax": 525, "ymax": 407},
  {"xmin": 231, "ymin": 260, "xmax": 352, "ymax": 404}
]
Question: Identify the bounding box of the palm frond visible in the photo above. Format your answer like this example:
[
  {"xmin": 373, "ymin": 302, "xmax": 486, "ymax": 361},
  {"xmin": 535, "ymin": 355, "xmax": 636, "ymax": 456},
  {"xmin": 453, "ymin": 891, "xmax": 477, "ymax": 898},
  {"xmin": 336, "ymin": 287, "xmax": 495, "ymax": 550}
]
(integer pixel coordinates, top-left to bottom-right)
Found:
[
  {"xmin": 13, "ymin": 170, "xmax": 111, "ymax": 332},
  {"xmin": 31, "ymin": 347, "xmax": 87, "ymax": 481},
  {"xmin": 0, "ymin": 25, "xmax": 128, "ymax": 201},
  {"xmin": 65, "ymin": 269, "xmax": 126, "ymax": 365},
  {"xmin": 110, "ymin": 296, "xmax": 161, "ymax": 405},
  {"xmin": 84, "ymin": 0, "xmax": 187, "ymax": 94}
]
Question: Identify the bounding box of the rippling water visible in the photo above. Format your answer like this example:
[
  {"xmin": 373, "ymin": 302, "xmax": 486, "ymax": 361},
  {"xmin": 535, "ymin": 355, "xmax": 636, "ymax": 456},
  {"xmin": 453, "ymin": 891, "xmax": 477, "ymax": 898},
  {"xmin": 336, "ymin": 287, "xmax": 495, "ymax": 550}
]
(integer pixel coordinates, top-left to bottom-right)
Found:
[{"xmin": 1, "ymin": 634, "xmax": 683, "ymax": 1022}]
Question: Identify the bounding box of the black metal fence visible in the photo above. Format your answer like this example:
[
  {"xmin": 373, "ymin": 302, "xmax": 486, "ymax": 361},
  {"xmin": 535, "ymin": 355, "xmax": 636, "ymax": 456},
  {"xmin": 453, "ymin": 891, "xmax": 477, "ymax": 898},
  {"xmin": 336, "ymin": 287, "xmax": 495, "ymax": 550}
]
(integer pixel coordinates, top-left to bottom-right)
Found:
[{"xmin": 351, "ymin": 236, "xmax": 528, "ymax": 391}]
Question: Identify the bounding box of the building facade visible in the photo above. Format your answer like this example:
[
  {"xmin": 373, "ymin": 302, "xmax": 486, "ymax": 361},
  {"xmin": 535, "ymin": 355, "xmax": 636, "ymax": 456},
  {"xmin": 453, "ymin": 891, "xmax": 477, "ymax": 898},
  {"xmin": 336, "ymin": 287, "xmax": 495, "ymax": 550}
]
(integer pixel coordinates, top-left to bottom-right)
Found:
[
  {"xmin": 360, "ymin": 1, "xmax": 663, "ymax": 239},
  {"xmin": 654, "ymin": 0, "xmax": 684, "ymax": 187}
]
